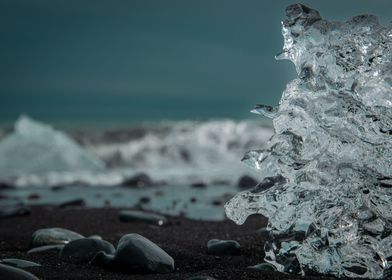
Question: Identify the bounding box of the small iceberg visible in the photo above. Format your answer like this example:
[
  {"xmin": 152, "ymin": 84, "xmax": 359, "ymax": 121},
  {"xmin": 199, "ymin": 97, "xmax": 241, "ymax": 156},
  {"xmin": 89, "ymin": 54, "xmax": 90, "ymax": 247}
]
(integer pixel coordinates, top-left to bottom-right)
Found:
[{"xmin": 0, "ymin": 116, "xmax": 104, "ymax": 179}]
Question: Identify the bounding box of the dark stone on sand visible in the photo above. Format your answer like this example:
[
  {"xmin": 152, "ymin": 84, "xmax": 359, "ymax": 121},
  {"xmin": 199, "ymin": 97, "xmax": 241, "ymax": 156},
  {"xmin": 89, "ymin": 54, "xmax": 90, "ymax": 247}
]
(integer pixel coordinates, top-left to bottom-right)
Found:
[
  {"xmin": 61, "ymin": 238, "xmax": 115, "ymax": 264},
  {"xmin": 0, "ymin": 206, "xmax": 31, "ymax": 218},
  {"xmin": 27, "ymin": 244, "xmax": 65, "ymax": 254},
  {"xmin": 211, "ymin": 200, "xmax": 222, "ymax": 206},
  {"xmin": 114, "ymin": 233, "xmax": 175, "ymax": 273},
  {"xmin": 0, "ymin": 258, "xmax": 41, "ymax": 268},
  {"xmin": 256, "ymin": 227, "xmax": 269, "ymax": 236},
  {"xmin": 122, "ymin": 173, "xmax": 153, "ymax": 188},
  {"xmin": 31, "ymin": 227, "xmax": 84, "ymax": 248},
  {"xmin": 0, "ymin": 181, "xmax": 15, "ymax": 190},
  {"xmin": 0, "ymin": 263, "xmax": 39, "ymax": 280},
  {"xmin": 187, "ymin": 277, "xmax": 217, "ymax": 280},
  {"xmin": 51, "ymin": 185, "xmax": 65, "ymax": 191},
  {"xmin": 237, "ymin": 175, "xmax": 258, "ymax": 189},
  {"xmin": 139, "ymin": 196, "xmax": 151, "ymax": 204},
  {"xmin": 90, "ymin": 251, "xmax": 114, "ymax": 268},
  {"xmin": 247, "ymin": 263, "xmax": 277, "ymax": 271},
  {"xmin": 119, "ymin": 210, "xmax": 167, "ymax": 226},
  {"xmin": 27, "ymin": 193, "xmax": 40, "ymax": 200},
  {"xmin": 207, "ymin": 239, "xmax": 241, "ymax": 255},
  {"xmin": 190, "ymin": 197, "xmax": 197, "ymax": 203},
  {"xmin": 58, "ymin": 198, "xmax": 85, "ymax": 208},
  {"xmin": 191, "ymin": 182, "xmax": 207, "ymax": 188}
]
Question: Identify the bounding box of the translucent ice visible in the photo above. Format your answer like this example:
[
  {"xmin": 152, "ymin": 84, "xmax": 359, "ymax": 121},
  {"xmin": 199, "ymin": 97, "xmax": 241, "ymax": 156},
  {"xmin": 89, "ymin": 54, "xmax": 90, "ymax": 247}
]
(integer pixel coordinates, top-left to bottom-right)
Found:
[
  {"xmin": 0, "ymin": 116, "xmax": 104, "ymax": 178},
  {"xmin": 225, "ymin": 4, "xmax": 392, "ymax": 279}
]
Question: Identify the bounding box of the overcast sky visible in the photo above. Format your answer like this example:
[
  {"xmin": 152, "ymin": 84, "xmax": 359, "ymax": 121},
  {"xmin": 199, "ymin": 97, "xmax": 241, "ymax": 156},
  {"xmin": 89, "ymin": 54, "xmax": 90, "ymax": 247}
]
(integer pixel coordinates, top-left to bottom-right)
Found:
[{"xmin": 1, "ymin": 0, "xmax": 392, "ymax": 122}]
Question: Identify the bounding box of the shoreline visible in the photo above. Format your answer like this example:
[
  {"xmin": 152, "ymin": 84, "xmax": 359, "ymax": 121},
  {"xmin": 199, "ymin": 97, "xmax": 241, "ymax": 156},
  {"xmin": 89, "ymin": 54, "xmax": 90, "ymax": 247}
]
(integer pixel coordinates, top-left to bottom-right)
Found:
[{"xmin": 0, "ymin": 206, "xmax": 340, "ymax": 279}]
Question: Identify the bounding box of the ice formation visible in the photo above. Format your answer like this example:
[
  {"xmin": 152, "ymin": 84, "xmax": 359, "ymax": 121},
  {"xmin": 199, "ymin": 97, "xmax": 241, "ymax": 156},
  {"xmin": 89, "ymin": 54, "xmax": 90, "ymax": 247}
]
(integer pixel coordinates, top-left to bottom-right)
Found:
[
  {"xmin": 225, "ymin": 4, "xmax": 392, "ymax": 279},
  {"xmin": 0, "ymin": 116, "xmax": 104, "ymax": 178}
]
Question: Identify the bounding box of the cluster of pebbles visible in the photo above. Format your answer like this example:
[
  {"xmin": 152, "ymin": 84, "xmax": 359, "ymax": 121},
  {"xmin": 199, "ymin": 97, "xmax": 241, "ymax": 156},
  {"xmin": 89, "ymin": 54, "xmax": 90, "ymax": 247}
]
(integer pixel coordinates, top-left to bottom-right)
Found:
[{"xmin": 0, "ymin": 209, "xmax": 256, "ymax": 280}]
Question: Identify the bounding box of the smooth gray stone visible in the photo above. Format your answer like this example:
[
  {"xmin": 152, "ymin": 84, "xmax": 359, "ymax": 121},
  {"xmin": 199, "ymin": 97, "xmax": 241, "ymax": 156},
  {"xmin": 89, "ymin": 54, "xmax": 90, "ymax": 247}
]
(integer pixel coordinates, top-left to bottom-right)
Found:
[
  {"xmin": 114, "ymin": 233, "xmax": 175, "ymax": 273},
  {"xmin": 118, "ymin": 210, "xmax": 167, "ymax": 226},
  {"xmin": 27, "ymin": 244, "xmax": 64, "ymax": 254},
  {"xmin": 0, "ymin": 263, "xmax": 39, "ymax": 280},
  {"xmin": 58, "ymin": 198, "xmax": 85, "ymax": 208},
  {"xmin": 31, "ymin": 227, "xmax": 84, "ymax": 248},
  {"xmin": 90, "ymin": 251, "xmax": 114, "ymax": 268},
  {"xmin": 247, "ymin": 263, "xmax": 277, "ymax": 271},
  {"xmin": 207, "ymin": 239, "xmax": 241, "ymax": 255},
  {"xmin": 60, "ymin": 238, "xmax": 115, "ymax": 264},
  {"xmin": 0, "ymin": 259, "xmax": 41, "ymax": 268},
  {"xmin": 88, "ymin": 235, "xmax": 102, "ymax": 240},
  {"xmin": 0, "ymin": 206, "xmax": 31, "ymax": 218}
]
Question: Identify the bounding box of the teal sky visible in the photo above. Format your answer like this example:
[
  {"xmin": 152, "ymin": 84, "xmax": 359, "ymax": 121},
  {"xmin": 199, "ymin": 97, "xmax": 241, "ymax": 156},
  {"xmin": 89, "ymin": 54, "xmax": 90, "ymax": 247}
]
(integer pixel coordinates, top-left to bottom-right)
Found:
[{"xmin": 1, "ymin": 0, "xmax": 392, "ymax": 122}]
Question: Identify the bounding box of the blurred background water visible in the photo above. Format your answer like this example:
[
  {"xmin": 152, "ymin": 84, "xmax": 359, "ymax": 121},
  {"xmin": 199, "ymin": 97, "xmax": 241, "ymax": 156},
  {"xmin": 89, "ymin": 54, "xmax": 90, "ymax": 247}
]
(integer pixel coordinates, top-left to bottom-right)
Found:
[
  {"xmin": 1, "ymin": 0, "xmax": 392, "ymax": 123},
  {"xmin": 1, "ymin": 0, "xmax": 391, "ymax": 219}
]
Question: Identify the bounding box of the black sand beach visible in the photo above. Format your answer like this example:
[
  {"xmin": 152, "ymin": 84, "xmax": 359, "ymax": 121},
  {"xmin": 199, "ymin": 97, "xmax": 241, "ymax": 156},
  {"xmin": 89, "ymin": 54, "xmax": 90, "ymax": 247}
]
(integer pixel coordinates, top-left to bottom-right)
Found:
[{"xmin": 0, "ymin": 206, "xmax": 343, "ymax": 280}]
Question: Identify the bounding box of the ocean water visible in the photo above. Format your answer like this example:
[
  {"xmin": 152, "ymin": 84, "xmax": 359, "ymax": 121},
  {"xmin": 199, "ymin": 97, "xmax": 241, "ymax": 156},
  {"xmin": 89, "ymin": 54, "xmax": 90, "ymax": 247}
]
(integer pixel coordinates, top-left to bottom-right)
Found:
[
  {"xmin": 0, "ymin": 116, "xmax": 273, "ymax": 220},
  {"xmin": 0, "ymin": 116, "xmax": 273, "ymax": 188}
]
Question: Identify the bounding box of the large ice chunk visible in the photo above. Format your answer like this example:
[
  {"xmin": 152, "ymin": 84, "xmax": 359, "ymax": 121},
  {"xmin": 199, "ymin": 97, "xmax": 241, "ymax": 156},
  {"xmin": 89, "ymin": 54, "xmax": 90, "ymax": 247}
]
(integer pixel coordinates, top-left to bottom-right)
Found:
[
  {"xmin": 0, "ymin": 116, "xmax": 104, "ymax": 178},
  {"xmin": 225, "ymin": 4, "xmax": 392, "ymax": 279}
]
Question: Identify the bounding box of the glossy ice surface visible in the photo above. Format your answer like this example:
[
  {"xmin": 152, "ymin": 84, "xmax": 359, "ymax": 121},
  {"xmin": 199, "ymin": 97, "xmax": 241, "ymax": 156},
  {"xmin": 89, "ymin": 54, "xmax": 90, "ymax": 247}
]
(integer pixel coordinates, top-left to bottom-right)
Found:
[{"xmin": 225, "ymin": 4, "xmax": 392, "ymax": 278}]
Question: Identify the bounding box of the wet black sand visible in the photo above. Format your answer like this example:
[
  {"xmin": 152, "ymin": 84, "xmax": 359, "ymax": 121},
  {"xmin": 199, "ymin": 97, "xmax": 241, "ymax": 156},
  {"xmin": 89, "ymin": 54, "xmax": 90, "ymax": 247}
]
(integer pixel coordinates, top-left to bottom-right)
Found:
[{"xmin": 0, "ymin": 206, "xmax": 344, "ymax": 279}]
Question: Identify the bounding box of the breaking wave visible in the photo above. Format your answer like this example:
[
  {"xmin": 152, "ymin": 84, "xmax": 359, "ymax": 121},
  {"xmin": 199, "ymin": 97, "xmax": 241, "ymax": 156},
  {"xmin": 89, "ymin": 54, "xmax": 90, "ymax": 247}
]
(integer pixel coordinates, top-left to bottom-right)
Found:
[{"xmin": 0, "ymin": 116, "xmax": 273, "ymax": 187}]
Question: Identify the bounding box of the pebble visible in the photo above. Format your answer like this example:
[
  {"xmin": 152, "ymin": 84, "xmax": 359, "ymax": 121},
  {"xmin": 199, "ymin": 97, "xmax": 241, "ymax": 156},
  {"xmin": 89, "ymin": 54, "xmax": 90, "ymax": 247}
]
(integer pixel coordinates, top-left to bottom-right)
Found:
[
  {"xmin": 90, "ymin": 251, "xmax": 114, "ymax": 268},
  {"xmin": 0, "ymin": 258, "xmax": 41, "ymax": 268},
  {"xmin": 60, "ymin": 238, "xmax": 115, "ymax": 264},
  {"xmin": 0, "ymin": 181, "xmax": 15, "ymax": 190},
  {"xmin": 207, "ymin": 239, "xmax": 241, "ymax": 255},
  {"xmin": 237, "ymin": 175, "xmax": 258, "ymax": 189},
  {"xmin": 27, "ymin": 244, "xmax": 64, "ymax": 254},
  {"xmin": 0, "ymin": 206, "xmax": 31, "ymax": 218},
  {"xmin": 119, "ymin": 210, "xmax": 167, "ymax": 226},
  {"xmin": 211, "ymin": 200, "xmax": 222, "ymax": 206},
  {"xmin": 31, "ymin": 227, "xmax": 84, "ymax": 248},
  {"xmin": 114, "ymin": 233, "xmax": 175, "ymax": 273},
  {"xmin": 122, "ymin": 173, "xmax": 153, "ymax": 188},
  {"xmin": 0, "ymin": 263, "xmax": 39, "ymax": 280},
  {"xmin": 191, "ymin": 182, "xmax": 207, "ymax": 188},
  {"xmin": 247, "ymin": 263, "xmax": 277, "ymax": 271},
  {"xmin": 139, "ymin": 196, "xmax": 151, "ymax": 204},
  {"xmin": 58, "ymin": 198, "xmax": 85, "ymax": 208}
]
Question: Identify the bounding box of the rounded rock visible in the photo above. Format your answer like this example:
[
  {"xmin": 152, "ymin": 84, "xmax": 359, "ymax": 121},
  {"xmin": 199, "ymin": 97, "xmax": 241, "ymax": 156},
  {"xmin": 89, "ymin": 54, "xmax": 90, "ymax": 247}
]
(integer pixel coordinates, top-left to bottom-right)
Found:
[
  {"xmin": 114, "ymin": 233, "xmax": 175, "ymax": 273},
  {"xmin": 207, "ymin": 239, "xmax": 241, "ymax": 255},
  {"xmin": 60, "ymin": 238, "xmax": 115, "ymax": 264},
  {"xmin": 27, "ymin": 244, "xmax": 64, "ymax": 255},
  {"xmin": 0, "ymin": 259, "xmax": 41, "ymax": 269},
  {"xmin": 31, "ymin": 227, "xmax": 84, "ymax": 248},
  {"xmin": 119, "ymin": 210, "xmax": 167, "ymax": 226},
  {"xmin": 90, "ymin": 251, "xmax": 114, "ymax": 268},
  {"xmin": 0, "ymin": 263, "xmax": 39, "ymax": 280},
  {"xmin": 247, "ymin": 263, "xmax": 277, "ymax": 271}
]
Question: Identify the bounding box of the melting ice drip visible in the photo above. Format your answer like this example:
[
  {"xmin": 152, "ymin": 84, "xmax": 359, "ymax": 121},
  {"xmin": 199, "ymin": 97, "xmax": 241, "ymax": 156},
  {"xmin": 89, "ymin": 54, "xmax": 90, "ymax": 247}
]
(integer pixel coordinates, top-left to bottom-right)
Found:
[{"xmin": 225, "ymin": 4, "xmax": 392, "ymax": 279}]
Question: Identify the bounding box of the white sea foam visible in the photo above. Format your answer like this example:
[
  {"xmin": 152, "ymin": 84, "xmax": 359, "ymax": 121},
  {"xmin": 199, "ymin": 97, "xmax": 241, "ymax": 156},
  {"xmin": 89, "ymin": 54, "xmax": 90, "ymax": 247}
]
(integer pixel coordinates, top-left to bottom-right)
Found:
[{"xmin": 0, "ymin": 116, "xmax": 273, "ymax": 187}]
